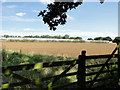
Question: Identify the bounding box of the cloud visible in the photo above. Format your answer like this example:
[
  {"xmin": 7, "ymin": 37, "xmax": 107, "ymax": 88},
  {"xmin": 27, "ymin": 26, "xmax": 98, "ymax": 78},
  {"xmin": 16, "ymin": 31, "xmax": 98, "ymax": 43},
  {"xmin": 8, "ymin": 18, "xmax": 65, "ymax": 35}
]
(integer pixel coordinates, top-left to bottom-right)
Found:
[
  {"xmin": 67, "ymin": 14, "xmax": 74, "ymax": 21},
  {"xmin": 1, "ymin": 0, "xmax": 7, "ymax": 2},
  {"xmin": 3, "ymin": 16, "xmax": 41, "ymax": 22},
  {"xmin": 24, "ymin": 28, "xmax": 32, "ymax": 31},
  {"xmin": 1, "ymin": 29, "xmax": 117, "ymax": 40},
  {"xmin": 65, "ymin": 30, "xmax": 117, "ymax": 40},
  {"xmin": 39, "ymin": 0, "xmax": 53, "ymax": 4},
  {"xmin": 32, "ymin": 10, "xmax": 39, "ymax": 13},
  {"xmin": 6, "ymin": 5, "xmax": 17, "ymax": 8},
  {"xmin": 16, "ymin": 13, "xmax": 26, "ymax": 16},
  {"xmin": 0, "ymin": 0, "xmax": 119, "ymax": 3}
]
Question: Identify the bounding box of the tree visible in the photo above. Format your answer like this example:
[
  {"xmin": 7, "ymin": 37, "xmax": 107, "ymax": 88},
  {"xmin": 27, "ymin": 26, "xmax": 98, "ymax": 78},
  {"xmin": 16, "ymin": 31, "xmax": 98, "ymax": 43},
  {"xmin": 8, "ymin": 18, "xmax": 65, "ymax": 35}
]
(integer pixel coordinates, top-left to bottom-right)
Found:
[
  {"xmin": 18, "ymin": 36, "xmax": 21, "ymax": 38},
  {"xmin": 94, "ymin": 37, "xmax": 103, "ymax": 40},
  {"xmin": 93, "ymin": 36, "xmax": 112, "ymax": 41},
  {"xmin": 87, "ymin": 38, "xmax": 93, "ymax": 40},
  {"xmin": 102, "ymin": 36, "xmax": 112, "ymax": 41},
  {"xmin": 63, "ymin": 34, "xmax": 70, "ymax": 39},
  {"xmin": 4, "ymin": 35, "xmax": 9, "ymax": 38},
  {"xmin": 38, "ymin": 0, "xmax": 105, "ymax": 30},
  {"xmin": 75, "ymin": 37, "xmax": 82, "ymax": 40},
  {"xmin": 113, "ymin": 37, "xmax": 120, "ymax": 44},
  {"xmin": 69, "ymin": 37, "xmax": 75, "ymax": 39},
  {"xmin": 54, "ymin": 35, "xmax": 62, "ymax": 39}
]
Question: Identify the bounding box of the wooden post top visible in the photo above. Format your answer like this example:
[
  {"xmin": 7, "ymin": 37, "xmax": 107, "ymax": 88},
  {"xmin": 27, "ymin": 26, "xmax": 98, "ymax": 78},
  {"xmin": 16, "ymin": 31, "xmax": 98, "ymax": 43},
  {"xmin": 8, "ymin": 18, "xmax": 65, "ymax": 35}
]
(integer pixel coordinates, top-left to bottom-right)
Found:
[{"xmin": 81, "ymin": 50, "xmax": 86, "ymax": 55}]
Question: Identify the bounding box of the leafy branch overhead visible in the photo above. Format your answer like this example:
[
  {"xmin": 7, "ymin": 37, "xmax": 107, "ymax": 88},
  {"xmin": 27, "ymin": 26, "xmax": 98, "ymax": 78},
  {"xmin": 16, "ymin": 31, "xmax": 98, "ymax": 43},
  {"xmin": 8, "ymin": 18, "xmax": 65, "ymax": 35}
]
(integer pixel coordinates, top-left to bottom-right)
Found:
[{"xmin": 38, "ymin": 0, "xmax": 105, "ymax": 31}]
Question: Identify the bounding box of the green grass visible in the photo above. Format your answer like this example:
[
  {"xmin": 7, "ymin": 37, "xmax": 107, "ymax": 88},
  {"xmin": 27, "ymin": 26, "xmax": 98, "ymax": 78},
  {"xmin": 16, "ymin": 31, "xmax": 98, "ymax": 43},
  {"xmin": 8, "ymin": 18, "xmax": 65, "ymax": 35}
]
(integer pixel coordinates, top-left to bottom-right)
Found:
[
  {"xmin": 1, "ymin": 49, "xmax": 119, "ymax": 89},
  {"xmin": 2, "ymin": 49, "xmax": 76, "ymax": 89},
  {"xmin": 2, "ymin": 49, "xmax": 73, "ymax": 66}
]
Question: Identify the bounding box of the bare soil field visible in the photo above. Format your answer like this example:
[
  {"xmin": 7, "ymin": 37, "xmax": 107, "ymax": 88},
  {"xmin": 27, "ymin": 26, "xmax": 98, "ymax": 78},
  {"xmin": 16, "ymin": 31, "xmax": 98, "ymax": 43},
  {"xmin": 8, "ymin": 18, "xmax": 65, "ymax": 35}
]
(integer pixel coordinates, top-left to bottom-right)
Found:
[{"xmin": 2, "ymin": 41, "xmax": 117, "ymax": 58}]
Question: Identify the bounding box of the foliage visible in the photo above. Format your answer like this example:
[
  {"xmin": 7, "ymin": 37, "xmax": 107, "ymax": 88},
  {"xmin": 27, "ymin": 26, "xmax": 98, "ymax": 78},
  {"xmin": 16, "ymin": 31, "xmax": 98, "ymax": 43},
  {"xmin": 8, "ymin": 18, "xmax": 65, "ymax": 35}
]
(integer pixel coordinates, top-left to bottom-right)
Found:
[
  {"xmin": 113, "ymin": 36, "xmax": 120, "ymax": 44},
  {"xmin": 24, "ymin": 35, "xmax": 40, "ymax": 38},
  {"xmin": 87, "ymin": 38, "xmax": 93, "ymax": 40},
  {"xmin": 2, "ymin": 49, "xmax": 8, "ymax": 61},
  {"xmin": 2, "ymin": 48, "xmax": 118, "ymax": 89},
  {"xmin": 102, "ymin": 36, "xmax": 112, "ymax": 41},
  {"xmin": 2, "ymin": 35, "xmax": 20, "ymax": 38},
  {"xmin": 94, "ymin": 37, "xmax": 103, "ymax": 40},
  {"xmin": 2, "ymin": 50, "xmax": 73, "ymax": 66},
  {"xmin": 94, "ymin": 36, "xmax": 112, "ymax": 41},
  {"xmin": 38, "ymin": 0, "xmax": 104, "ymax": 30},
  {"xmin": 2, "ymin": 50, "xmax": 75, "ymax": 89},
  {"xmin": 62, "ymin": 34, "xmax": 70, "ymax": 39},
  {"xmin": 38, "ymin": 1, "xmax": 82, "ymax": 30},
  {"xmin": 2, "ymin": 34, "xmax": 83, "ymax": 40},
  {"xmin": 2, "ymin": 35, "xmax": 113, "ymax": 43}
]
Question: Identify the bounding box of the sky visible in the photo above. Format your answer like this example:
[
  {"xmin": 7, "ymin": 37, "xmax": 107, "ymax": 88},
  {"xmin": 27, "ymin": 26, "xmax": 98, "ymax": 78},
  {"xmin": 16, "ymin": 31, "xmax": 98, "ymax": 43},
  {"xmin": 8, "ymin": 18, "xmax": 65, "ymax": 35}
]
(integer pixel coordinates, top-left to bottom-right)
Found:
[{"xmin": 1, "ymin": 0, "xmax": 118, "ymax": 40}]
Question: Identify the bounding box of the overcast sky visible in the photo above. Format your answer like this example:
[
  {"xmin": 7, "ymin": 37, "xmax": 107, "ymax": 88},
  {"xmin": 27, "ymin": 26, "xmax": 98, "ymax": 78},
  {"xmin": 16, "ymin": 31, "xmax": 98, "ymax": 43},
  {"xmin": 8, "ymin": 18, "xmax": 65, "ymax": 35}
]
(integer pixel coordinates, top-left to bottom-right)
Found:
[{"xmin": 1, "ymin": 0, "xmax": 118, "ymax": 40}]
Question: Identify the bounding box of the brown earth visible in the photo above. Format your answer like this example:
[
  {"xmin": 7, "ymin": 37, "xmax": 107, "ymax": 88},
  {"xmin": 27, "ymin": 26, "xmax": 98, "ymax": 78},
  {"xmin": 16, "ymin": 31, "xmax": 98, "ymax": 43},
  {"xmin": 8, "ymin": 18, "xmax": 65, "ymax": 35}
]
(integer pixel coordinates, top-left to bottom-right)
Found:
[{"xmin": 1, "ymin": 41, "xmax": 117, "ymax": 58}]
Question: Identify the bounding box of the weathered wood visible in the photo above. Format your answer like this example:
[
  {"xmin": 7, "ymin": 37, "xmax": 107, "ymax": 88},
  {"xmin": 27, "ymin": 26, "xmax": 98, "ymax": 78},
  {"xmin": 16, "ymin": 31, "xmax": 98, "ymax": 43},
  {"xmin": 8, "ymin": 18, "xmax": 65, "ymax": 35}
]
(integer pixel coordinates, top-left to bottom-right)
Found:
[
  {"xmin": 2, "ymin": 54, "xmax": 118, "ymax": 72},
  {"xmin": 2, "ymin": 59, "xmax": 77, "ymax": 72},
  {"xmin": 77, "ymin": 50, "xmax": 86, "ymax": 88}
]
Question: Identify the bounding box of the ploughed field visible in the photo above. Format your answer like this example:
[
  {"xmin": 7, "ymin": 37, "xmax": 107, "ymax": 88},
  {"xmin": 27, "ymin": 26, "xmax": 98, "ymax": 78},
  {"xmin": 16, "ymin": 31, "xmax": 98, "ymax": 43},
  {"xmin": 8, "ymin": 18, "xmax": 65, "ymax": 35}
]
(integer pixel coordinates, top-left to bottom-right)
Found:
[{"xmin": 2, "ymin": 41, "xmax": 117, "ymax": 58}]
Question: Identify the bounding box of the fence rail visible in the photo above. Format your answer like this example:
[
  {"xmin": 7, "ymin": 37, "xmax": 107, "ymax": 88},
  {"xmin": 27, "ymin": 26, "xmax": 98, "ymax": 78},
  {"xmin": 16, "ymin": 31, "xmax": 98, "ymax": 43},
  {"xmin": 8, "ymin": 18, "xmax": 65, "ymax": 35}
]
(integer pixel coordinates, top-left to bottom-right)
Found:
[
  {"xmin": 2, "ymin": 54, "xmax": 118, "ymax": 72},
  {"xmin": 2, "ymin": 59, "xmax": 77, "ymax": 72},
  {"xmin": 1, "ymin": 45, "xmax": 120, "ymax": 89}
]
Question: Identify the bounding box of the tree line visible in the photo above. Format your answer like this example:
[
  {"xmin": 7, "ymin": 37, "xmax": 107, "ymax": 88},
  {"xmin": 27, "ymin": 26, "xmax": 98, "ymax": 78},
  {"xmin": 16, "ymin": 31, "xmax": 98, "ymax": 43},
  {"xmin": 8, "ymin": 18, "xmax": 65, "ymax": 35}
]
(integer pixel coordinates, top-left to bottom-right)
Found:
[
  {"xmin": 1, "ymin": 34, "xmax": 82, "ymax": 40},
  {"xmin": 87, "ymin": 36, "xmax": 112, "ymax": 41},
  {"xmin": 2, "ymin": 35, "xmax": 21, "ymax": 38},
  {"xmin": 1, "ymin": 35, "xmax": 115, "ymax": 42}
]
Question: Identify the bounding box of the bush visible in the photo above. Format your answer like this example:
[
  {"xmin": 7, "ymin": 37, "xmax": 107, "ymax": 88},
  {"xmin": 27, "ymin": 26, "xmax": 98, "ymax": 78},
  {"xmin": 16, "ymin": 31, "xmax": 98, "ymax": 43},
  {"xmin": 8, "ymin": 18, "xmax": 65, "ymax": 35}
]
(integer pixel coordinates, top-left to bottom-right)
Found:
[
  {"xmin": 2, "ymin": 49, "xmax": 8, "ymax": 61},
  {"xmin": 87, "ymin": 38, "xmax": 93, "ymax": 40},
  {"xmin": 113, "ymin": 37, "xmax": 120, "ymax": 43},
  {"xmin": 94, "ymin": 37, "xmax": 103, "ymax": 40},
  {"xmin": 103, "ymin": 37, "xmax": 112, "ymax": 41}
]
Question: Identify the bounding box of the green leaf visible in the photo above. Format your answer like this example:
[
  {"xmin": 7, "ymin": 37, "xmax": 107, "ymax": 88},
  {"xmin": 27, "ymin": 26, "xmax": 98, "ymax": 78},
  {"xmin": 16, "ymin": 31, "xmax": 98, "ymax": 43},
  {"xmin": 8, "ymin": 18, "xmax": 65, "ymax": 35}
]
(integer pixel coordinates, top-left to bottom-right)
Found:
[
  {"xmin": 48, "ymin": 82, "xmax": 52, "ymax": 90},
  {"xmin": 2, "ymin": 83, "xmax": 9, "ymax": 89},
  {"xmin": 34, "ymin": 63, "xmax": 43, "ymax": 69},
  {"xmin": 4, "ymin": 69, "xmax": 11, "ymax": 75}
]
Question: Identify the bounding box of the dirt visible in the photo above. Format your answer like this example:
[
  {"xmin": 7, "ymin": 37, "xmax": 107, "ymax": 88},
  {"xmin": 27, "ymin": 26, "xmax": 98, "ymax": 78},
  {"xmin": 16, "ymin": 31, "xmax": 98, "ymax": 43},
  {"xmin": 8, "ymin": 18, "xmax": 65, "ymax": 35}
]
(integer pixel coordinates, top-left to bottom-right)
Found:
[{"xmin": 2, "ymin": 41, "xmax": 117, "ymax": 58}]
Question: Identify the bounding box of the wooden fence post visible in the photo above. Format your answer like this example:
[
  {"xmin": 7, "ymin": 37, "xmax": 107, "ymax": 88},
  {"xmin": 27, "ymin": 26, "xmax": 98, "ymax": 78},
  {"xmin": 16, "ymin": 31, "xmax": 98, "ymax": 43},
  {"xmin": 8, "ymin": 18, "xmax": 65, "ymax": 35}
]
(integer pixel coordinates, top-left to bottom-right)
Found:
[
  {"xmin": 118, "ymin": 43, "xmax": 120, "ymax": 87},
  {"xmin": 77, "ymin": 50, "xmax": 86, "ymax": 88}
]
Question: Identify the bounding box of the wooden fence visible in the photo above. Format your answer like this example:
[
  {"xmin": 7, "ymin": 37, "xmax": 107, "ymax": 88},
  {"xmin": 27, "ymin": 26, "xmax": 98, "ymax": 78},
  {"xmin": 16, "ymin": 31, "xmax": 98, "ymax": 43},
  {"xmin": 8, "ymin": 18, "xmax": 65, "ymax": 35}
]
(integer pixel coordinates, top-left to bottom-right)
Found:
[{"xmin": 1, "ymin": 44, "xmax": 120, "ymax": 89}]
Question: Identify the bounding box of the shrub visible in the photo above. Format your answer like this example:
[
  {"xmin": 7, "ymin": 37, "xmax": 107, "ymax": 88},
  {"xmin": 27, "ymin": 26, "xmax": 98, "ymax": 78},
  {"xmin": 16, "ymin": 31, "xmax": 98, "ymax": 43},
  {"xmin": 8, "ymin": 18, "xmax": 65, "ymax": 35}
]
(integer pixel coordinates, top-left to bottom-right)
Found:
[
  {"xmin": 87, "ymin": 38, "xmax": 93, "ymax": 40},
  {"xmin": 113, "ymin": 37, "xmax": 120, "ymax": 44},
  {"xmin": 94, "ymin": 37, "xmax": 103, "ymax": 40},
  {"xmin": 103, "ymin": 37, "xmax": 112, "ymax": 41},
  {"xmin": 2, "ymin": 49, "xmax": 8, "ymax": 61}
]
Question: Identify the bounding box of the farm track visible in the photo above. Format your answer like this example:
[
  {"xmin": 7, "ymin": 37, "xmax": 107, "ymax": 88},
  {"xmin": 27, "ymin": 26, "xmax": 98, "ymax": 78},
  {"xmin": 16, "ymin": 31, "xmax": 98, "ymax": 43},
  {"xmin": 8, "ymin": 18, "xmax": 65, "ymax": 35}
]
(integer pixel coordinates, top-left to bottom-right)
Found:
[{"xmin": 2, "ymin": 41, "xmax": 117, "ymax": 58}]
